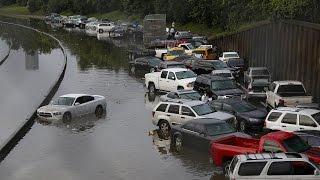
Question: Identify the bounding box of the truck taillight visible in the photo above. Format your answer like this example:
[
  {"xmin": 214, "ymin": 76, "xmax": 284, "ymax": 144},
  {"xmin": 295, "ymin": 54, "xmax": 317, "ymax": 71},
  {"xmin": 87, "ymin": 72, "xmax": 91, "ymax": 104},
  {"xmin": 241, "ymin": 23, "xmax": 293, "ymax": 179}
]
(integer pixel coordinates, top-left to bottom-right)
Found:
[
  {"xmin": 152, "ymin": 111, "xmax": 155, "ymax": 117},
  {"xmin": 279, "ymin": 99, "xmax": 285, "ymax": 106}
]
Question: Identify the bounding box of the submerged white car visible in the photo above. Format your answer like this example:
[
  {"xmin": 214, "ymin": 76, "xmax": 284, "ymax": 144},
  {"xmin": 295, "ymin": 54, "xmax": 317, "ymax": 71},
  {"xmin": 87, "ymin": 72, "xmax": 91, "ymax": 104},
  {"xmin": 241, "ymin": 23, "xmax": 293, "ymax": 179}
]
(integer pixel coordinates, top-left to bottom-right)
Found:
[{"xmin": 37, "ymin": 94, "xmax": 106, "ymax": 122}]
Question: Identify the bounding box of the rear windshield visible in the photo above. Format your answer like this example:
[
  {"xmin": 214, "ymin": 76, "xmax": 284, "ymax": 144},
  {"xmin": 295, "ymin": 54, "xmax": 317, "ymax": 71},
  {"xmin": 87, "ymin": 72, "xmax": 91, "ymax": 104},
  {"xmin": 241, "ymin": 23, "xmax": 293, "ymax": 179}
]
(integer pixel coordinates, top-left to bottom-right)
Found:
[
  {"xmin": 277, "ymin": 85, "xmax": 306, "ymax": 96},
  {"xmin": 227, "ymin": 59, "xmax": 244, "ymax": 67},
  {"xmin": 213, "ymin": 73, "xmax": 232, "ymax": 78},
  {"xmin": 175, "ymin": 71, "xmax": 197, "ymax": 80},
  {"xmin": 224, "ymin": 53, "xmax": 239, "ymax": 58},
  {"xmin": 212, "ymin": 61, "xmax": 228, "ymax": 69},
  {"xmin": 311, "ymin": 112, "xmax": 320, "ymax": 125},
  {"xmin": 252, "ymin": 69, "xmax": 269, "ymax": 76},
  {"xmin": 149, "ymin": 58, "xmax": 161, "ymax": 66},
  {"xmin": 230, "ymin": 102, "xmax": 257, "ymax": 113},
  {"xmin": 211, "ymin": 80, "xmax": 237, "ymax": 91},
  {"xmin": 283, "ymin": 136, "xmax": 311, "ymax": 153}
]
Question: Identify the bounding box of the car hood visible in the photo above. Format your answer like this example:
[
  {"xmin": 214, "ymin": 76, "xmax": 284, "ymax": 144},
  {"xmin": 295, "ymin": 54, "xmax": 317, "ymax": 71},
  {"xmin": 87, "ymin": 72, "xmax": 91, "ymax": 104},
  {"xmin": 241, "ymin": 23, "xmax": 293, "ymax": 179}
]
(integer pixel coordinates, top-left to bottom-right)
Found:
[
  {"xmin": 178, "ymin": 77, "xmax": 197, "ymax": 84},
  {"xmin": 202, "ymin": 111, "xmax": 234, "ymax": 120},
  {"xmin": 37, "ymin": 105, "xmax": 68, "ymax": 112},
  {"xmin": 240, "ymin": 109, "xmax": 267, "ymax": 119},
  {"xmin": 304, "ymin": 147, "xmax": 320, "ymax": 164},
  {"xmin": 214, "ymin": 88, "xmax": 244, "ymax": 96}
]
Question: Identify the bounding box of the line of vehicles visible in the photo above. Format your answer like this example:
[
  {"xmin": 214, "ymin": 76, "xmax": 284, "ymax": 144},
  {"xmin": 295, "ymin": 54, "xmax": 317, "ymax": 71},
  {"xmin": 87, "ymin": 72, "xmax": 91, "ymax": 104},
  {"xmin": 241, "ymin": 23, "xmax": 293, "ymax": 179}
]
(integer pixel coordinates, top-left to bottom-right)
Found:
[{"xmin": 129, "ymin": 38, "xmax": 320, "ymax": 179}]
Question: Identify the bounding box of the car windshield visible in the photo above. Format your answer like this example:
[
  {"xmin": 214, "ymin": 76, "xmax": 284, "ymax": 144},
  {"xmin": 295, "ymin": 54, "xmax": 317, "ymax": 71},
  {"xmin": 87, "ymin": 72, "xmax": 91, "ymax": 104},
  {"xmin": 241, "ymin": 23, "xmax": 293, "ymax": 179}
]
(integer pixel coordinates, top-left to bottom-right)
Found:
[
  {"xmin": 252, "ymin": 69, "xmax": 269, "ymax": 76},
  {"xmin": 213, "ymin": 72, "xmax": 232, "ymax": 78},
  {"xmin": 212, "ymin": 61, "xmax": 228, "ymax": 69},
  {"xmin": 192, "ymin": 103, "xmax": 215, "ymax": 116},
  {"xmin": 206, "ymin": 122, "xmax": 236, "ymax": 136},
  {"xmin": 149, "ymin": 58, "xmax": 161, "ymax": 66},
  {"xmin": 311, "ymin": 112, "xmax": 320, "ymax": 125},
  {"xmin": 283, "ymin": 136, "xmax": 311, "ymax": 153},
  {"xmin": 175, "ymin": 71, "xmax": 197, "ymax": 79},
  {"xmin": 211, "ymin": 80, "xmax": 237, "ymax": 90},
  {"xmin": 168, "ymin": 50, "xmax": 184, "ymax": 56},
  {"xmin": 252, "ymin": 77, "xmax": 269, "ymax": 85},
  {"xmin": 230, "ymin": 101, "xmax": 257, "ymax": 113},
  {"xmin": 52, "ymin": 97, "xmax": 75, "ymax": 106},
  {"xmin": 180, "ymin": 92, "xmax": 201, "ymax": 100},
  {"xmin": 224, "ymin": 53, "xmax": 239, "ymax": 58}
]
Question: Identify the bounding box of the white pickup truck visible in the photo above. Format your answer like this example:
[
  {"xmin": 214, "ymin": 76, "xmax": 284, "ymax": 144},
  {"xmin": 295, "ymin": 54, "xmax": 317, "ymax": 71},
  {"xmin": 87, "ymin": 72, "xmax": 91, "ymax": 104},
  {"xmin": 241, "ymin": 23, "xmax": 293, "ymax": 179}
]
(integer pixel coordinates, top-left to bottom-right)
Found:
[
  {"xmin": 266, "ymin": 81, "xmax": 313, "ymax": 109},
  {"xmin": 145, "ymin": 68, "xmax": 197, "ymax": 93},
  {"xmin": 219, "ymin": 51, "xmax": 240, "ymax": 62},
  {"xmin": 155, "ymin": 43, "xmax": 194, "ymax": 58}
]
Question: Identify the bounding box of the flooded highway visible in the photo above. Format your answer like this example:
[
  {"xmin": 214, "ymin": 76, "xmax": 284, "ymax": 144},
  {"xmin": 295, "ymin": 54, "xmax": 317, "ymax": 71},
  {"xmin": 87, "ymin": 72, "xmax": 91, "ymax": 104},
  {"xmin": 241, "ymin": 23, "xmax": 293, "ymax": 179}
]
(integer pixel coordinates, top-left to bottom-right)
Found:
[{"xmin": 0, "ymin": 18, "xmax": 223, "ymax": 180}]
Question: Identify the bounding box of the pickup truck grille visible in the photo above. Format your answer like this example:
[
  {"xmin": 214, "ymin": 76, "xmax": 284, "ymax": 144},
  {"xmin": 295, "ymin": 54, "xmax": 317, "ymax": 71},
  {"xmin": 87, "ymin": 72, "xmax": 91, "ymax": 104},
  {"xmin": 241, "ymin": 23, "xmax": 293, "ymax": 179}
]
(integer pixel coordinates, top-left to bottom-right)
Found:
[{"xmin": 38, "ymin": 112, "xmax": 52, "ymax": 117}]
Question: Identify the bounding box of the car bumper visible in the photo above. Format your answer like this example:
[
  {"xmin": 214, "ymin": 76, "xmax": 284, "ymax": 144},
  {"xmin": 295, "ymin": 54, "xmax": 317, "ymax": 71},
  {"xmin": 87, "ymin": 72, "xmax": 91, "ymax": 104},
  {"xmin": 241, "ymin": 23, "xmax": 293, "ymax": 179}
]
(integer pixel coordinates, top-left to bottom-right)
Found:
[
  {"xmin": 37, "ymin": 114, "xmax": 63, "ymax": 122},
  {"xmin": 247, "ymin": 91, "xmax": 267, "ymax": 98}
]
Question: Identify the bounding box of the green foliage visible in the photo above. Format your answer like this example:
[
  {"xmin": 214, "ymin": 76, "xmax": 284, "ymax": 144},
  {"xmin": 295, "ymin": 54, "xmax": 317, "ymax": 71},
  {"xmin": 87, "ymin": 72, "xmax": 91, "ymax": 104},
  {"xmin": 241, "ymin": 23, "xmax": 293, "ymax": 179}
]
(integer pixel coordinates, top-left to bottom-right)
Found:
[{"xmin": 27, "ymin": 0, "xmax": 42, "ymax": 12}]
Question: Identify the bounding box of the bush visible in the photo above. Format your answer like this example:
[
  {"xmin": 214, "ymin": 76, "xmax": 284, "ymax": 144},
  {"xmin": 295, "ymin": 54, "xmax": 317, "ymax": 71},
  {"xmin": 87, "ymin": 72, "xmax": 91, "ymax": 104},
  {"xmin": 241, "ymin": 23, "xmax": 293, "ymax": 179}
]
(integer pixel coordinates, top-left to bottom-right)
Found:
[{"xmin": 27, "ymin": 0, "xmax": 42, "ymax": 12}]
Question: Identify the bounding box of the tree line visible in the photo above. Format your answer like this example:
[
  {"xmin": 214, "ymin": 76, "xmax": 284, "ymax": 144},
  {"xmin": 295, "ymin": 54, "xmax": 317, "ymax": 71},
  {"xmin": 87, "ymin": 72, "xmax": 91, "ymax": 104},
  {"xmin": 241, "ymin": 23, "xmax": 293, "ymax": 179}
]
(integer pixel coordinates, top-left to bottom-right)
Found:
[{"xmin": 1, "ymin": 0, "xmax": 319, "ymax": 30}]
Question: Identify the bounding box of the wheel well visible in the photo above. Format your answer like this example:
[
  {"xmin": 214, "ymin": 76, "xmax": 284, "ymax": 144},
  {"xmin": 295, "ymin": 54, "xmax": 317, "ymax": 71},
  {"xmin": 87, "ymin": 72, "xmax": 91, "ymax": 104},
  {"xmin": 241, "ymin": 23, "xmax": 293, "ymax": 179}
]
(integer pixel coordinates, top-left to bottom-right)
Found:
[
  {"xmin": 157, "ymin": 119, "xmax": 168, "ymax": 126},
  {"xmin": 177, "ymin": 86, "xmax": 184, "ymax": 90},
  {"xmin": 148, "ymin": 82, "xmax": 155, "ymax": 88},
  {"xmin": 96, "ymin": 104, "xmax": 102, "ymax": 109}
]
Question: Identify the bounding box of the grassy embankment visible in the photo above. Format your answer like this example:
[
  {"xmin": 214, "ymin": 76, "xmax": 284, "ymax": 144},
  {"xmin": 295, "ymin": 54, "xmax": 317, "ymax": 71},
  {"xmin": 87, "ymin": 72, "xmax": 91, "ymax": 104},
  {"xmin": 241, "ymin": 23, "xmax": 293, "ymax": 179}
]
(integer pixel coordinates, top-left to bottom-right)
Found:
[{"xmin": 0, "ymin": 4, "xmax": 44, "ymax": 19}]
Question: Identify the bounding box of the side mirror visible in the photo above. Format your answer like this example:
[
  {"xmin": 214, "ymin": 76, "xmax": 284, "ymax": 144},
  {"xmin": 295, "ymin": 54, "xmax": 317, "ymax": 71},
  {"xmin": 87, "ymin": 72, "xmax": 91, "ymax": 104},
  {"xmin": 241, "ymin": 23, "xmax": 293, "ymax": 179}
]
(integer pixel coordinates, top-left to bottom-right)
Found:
[
  {"xmin": 74, "ymin": 102, "xmax": 80, "ymax": 106},
  {"xmin": 315, "ymin": 170, "xmax": 320, "ymax": 176}
]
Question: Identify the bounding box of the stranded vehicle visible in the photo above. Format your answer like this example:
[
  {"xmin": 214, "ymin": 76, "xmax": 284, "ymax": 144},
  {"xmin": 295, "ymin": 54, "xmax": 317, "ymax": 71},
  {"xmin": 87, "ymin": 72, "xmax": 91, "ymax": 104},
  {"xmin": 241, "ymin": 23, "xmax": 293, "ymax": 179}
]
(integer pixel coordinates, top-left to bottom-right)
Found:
[
  {"xmin": 145, "ymin": 68, "xmax": 197, "ymax": 93},
  {"xmin": 219, "ymin": 51, "xmax": 240, "ymax": 62},
  {"xmin": 211, "ymin": 131, "xmax": 320, "ymax": 170},
  {"xmin": 37, "ymin": 94, "xmax": 106, "ymax": 122},
  {"xmin": 227, "ymin": 153, "xmax": 320, "ymax": 180},
  {"xmin": 243, "ymin": 67, "xmax": 271, "ymax": 98},
  {"xmin": 192, "ymin": 47, "xmax": 216, "ymax": 60},
  {"xmin": 129, "ymin": 56, "xmax": 162, "ymax": 75},
  {"xmin": 265, "ymin": 81, "xmax": 313, "ymax": 109}
]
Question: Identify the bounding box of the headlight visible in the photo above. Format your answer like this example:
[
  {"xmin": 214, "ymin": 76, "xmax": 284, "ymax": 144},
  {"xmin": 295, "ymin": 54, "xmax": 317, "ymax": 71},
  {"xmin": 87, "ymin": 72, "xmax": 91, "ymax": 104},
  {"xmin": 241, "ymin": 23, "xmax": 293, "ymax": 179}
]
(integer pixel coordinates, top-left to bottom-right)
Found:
[
  {"xmin": 217, "ymin": 95, "xmax": 227, "ymax": 99},
  {"xmin": 53, "ymin": 112, "xmax": 62, "ymax": 116}
]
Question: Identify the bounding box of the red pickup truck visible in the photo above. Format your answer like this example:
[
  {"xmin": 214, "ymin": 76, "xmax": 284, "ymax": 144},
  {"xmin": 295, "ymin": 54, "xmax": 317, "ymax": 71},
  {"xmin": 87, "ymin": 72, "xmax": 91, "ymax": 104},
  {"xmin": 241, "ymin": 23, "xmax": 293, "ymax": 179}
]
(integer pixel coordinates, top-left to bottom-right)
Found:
[{"xmin": 211, "ymin": 131, "xmax": 320, "ymax": 168}]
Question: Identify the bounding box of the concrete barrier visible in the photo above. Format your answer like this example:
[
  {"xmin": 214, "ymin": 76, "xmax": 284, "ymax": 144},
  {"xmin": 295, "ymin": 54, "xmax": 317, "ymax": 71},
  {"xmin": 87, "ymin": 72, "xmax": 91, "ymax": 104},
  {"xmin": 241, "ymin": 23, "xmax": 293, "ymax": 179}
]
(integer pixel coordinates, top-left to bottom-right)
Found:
[{"xmin": 0, "ymin": 21, "xmax": 68, "ymax": 161}]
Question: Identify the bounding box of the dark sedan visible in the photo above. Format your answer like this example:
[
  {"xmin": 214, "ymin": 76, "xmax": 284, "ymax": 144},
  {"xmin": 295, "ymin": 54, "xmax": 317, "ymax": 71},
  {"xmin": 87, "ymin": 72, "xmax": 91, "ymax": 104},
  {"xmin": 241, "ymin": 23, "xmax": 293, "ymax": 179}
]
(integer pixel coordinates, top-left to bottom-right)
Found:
[
  {"xmin": 170, "ymin": 118, "xmax": 249, "ymax": 152},
  {"xmin": 129, "ymin": 56, "xmax": 162, "ymax": 76},
  {"xmin": 208, "ymin": 98, "xmax": 268, "ymax": 133},
  {"xmin": 294, "ymin": 130, "xmax": 320, "ymax": 147}
]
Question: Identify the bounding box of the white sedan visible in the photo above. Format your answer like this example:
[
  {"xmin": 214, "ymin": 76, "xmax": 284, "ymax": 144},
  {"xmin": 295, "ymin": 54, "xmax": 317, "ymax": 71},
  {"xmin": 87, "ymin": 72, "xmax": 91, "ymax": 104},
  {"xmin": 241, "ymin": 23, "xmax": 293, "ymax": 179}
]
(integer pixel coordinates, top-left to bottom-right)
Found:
[{"xmin": 37, "ymin": 94, "xmax": 107, "ymax": 122}]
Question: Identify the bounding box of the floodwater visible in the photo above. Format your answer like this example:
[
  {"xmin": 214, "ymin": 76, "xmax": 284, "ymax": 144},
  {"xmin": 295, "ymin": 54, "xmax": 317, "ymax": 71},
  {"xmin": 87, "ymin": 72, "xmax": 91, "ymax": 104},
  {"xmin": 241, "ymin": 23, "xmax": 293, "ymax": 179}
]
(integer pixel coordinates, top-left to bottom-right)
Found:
[
  {"xmin": 0, "ymin": 18, "xmax": 225, "ymax": 180},
  {"xmin": 0, "ymin": 22, "xmax": 65, "ymax": 148}
]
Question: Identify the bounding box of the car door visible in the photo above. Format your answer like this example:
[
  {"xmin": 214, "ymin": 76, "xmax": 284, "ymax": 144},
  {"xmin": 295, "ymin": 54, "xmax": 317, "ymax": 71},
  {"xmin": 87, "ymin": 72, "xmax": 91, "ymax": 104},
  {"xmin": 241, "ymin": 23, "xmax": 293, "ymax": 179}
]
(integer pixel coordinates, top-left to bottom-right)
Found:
[
  {"xmin": 73, "ymin": 96, "xmax": 85, "ymax": 116},
  {"xmin": 192, "ymin": 124, "xmax": 209, "ymax": 150},
  {"xmin": 159, "ymin": 71, "xmax": 168, "ymax": 90},
  {"xmin": 81, "ymin": 96, "xmax": 95, "ymax": 114},
  {"xmin": 280, "ymin": 113, "xmax": 299, "ymax": 132},
  {"xmin": 291, "ymin": 161, "xmax": 318, "ymax": 180},
  {"xmin": 180, "ymin": 106, "xmax": 196, "ymax": 123},
  {"xmin": 167, "ymin": 71, "xmax": 178, "ymax": 91},
  {"xmin": 298, "ymin": 115, "xmax": 319, "ymax": 131},
  {"xmin": 167, "ymin": 104, "xmax": 181, "ymax": 125}
]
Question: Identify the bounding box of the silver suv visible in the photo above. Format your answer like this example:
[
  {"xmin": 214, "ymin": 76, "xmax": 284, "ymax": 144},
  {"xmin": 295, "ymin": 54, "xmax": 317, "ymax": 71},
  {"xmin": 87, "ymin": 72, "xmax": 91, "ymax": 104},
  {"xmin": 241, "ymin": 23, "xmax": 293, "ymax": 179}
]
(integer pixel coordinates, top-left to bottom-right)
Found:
[
  {"xmin": 228, "ymin": 153, "xmax": 320, "ymax": 180},
  {"xmin": 152, "ymin": 100, "xmax": 235, "ymax": 132}
]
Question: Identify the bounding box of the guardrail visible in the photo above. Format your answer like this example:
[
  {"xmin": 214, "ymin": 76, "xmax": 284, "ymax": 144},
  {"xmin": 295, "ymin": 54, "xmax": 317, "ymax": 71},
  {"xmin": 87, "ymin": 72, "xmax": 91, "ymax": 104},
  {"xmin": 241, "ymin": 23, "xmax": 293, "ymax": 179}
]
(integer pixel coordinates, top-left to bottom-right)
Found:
[{"xmin": 212, "ymin": 20, "xmax": 320, "ymax": 102}]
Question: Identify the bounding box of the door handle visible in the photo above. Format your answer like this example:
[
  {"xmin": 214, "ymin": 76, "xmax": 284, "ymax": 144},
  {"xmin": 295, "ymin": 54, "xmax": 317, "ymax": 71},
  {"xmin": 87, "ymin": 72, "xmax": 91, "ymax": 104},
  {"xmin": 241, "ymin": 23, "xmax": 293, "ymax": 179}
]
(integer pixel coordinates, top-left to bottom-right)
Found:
[
  {"xmin": 167, "ymin": 114, "xmax": 171, "ymax": 117},
  {"xmin": 181, "ymin": 117, "xmax": 185, "ymax": 119},
  {"xmin": 282, "ymin": 125, "xmax": 286, "ymax": 127},
  {"xmin": 300, "ymin": 127, "xmax": 304, "ymax": 130}
]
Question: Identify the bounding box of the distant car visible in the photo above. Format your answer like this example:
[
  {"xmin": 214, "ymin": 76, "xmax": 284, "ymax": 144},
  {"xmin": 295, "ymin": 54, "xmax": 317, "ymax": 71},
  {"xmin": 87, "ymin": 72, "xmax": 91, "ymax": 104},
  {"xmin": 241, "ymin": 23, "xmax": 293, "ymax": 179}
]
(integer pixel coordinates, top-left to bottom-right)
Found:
[
  {"xmin": 37, "ymin": 94, "xmax": 106, "ymax": 122},
  {"xmin": 295, "ymin": 130, "xmax": 320, "ymax": 147},
  {"xmin": 191, "ymin": 60, "xmax": 239, "ymax": 76},
  {"xmin": 158, "ymin": 60, "xmax": 185, "ymax": 70},
  {"xmin": 208, "ymin": 98, "xmax": 268, "ymax": 132},
  {"xmin": 152, "ymin": 100, "xmax": 236, "ymax": 132},
  {"xmin": 129, "ymin": 56, "xmax": 162, "ymax": 75},
  {"xmin": 211, "ymin": 69, "xmax": 234, "ymax": 80},
  {"xmin": 228, "ymin": 153, "xmax": 320, "ymax": 180},
  {"xmin": 194, "ymin": 75, "xmax": 245, "ymax": 99},
  {"xmin": 243, "ymin": 67, "xmax": 271, "ymax": 98},
  {"xmin": 160, "ymin": 90, "xmax": 201, "ymax": 101},
  {"xmin": 219, "ymin": 52, "xmax": 240, "ymax": 62},
  {"xmin": 174, "ymin": 31, "xmax": 192, "ymax": 40},
  {"xmin": 265, "ymin": 107, "xmax": 320, "ymax": 132},
  {"xmin": 170, "ymin": 118, "xmax": 249, "ymax": 151},
  {"xmin": 97, "ymin": 22, "xmax": 116, "ymax": 34}
]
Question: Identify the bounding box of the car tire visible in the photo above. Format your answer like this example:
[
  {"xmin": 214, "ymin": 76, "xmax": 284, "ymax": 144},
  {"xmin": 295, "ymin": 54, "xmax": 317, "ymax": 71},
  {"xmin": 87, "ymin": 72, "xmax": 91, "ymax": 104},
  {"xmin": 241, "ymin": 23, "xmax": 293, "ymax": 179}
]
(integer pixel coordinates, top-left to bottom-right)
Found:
[
  {"xmin": 174, "ymin": 135, "xmax": 183, "ymax": 152},
  {"xmin": 158, "ymin": 120, "xmax": 170, "ymax": 133},
  {"xmin": 62, "ymin": 112, "xmax": 72, "ymax": 123},
  {"xmin": 239, "ymin": 120, "xmax": 247, "ymax": 133},
  {"xmin": 95, "ymin": 105, "xmax": 104, "ymax": 118},
  {"xmin": 148, "ymin": 83, "xmax": 156, "ymax": 94}
]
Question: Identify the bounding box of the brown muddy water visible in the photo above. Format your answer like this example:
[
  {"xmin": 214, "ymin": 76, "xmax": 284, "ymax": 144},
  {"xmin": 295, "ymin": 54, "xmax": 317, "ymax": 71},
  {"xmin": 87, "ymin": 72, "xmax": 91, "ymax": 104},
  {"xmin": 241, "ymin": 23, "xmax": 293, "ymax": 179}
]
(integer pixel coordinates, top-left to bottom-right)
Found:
[{"xmin": 0, "ymin": 17, "xmax": 226, "ymax": 180}]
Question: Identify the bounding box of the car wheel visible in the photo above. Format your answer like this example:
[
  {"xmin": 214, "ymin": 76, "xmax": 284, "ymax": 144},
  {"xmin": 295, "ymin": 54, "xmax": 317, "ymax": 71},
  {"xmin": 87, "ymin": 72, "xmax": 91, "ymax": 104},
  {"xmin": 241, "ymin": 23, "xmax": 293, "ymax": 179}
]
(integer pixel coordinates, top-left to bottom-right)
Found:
[
  {"xmin": 240, "ymin": 120, "xmax": 247, "ymax": 133},
  {"xmin": 158, "ymin": 120, "xmax": 170, "ymax": 133},
  {"xmin": 174, "ymin": 135, "xmax": 183, "ymax": 152},
  {"xmin": 95, "ymin": 105, "xmax": 103, "ymax": 118},
  {"xmin": 233, "ymin": 118, "xmax": 239, "ymax": 130},
  {"xmin": 62, "ymin": 112, "xmax": 72, "ymax": 123},
  {"xmin": 148, "ymin": 83, "xmax": 156, "ymax": 94}
]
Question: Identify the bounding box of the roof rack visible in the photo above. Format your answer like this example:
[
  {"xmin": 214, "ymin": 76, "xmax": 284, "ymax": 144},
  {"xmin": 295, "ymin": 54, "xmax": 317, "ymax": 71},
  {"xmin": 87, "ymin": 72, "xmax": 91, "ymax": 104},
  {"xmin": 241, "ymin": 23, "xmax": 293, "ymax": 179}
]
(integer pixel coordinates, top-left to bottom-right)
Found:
[{"xmin": 244, "ymin": 153, "xmax": 281, "ymax": 161}]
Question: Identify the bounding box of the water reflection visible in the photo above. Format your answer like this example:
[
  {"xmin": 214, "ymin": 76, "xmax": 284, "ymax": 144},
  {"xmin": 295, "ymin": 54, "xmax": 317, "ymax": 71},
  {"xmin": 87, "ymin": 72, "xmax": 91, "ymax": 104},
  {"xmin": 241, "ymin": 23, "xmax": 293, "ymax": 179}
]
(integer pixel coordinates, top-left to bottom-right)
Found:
[
  {"xmin": 25, "ymin": 50, "xmax": 39, "ymax": 70},
  {"xmin": 144, "ymin": 93, "xmax": 161, "ymax": 110}
]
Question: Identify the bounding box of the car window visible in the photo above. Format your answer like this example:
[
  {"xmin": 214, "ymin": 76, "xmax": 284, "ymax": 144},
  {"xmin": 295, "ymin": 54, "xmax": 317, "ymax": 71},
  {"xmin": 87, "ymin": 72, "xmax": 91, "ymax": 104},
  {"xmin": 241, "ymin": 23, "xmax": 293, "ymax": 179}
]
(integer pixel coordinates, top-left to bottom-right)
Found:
[
  {"xmin": 299, "ymin": 115, "xmax": 317, "ymax": 127},
  {"xmin": 267, "ymin": 161, "xmax": 292, "ymax": 175},
  {"xmin": 267, "ymin": 112, "xmax": 282, "ymax": 122},
  {"xmin": 168, "ymin": 72, "xmax": 175, "ymax": 80},
  {"xmin": 263, "ymin": 140, "xmax": 283, "ymax": 153},
  {"xmin": 75, "ymin": 96, "xmax": 85, "ymax": 104},
  {"xmin": 156, "ymin": 104, "xmax": 168, "ymax": 112},
  {"xmin": 168, "ymin": 105, "xmax": 180, "ymax": 114},
  {"xmin": 181, "ymin": 106, "xmax": 195, "ymax": 117},
  {"xmin": 238, "ymin": 162, "xmax": 267, "ymax": 176},
  {"xmin": 194, "ymin": 124, "xmax": 205, "ymax": 134},
  {"xmin": 82, "ymin": 96, "xmax": 94, "ymax": 103},
  {"xmin": 161, "ymin": 71, "xmax": 168, "ymax": 79},
  {"xmin": 281, "ymin": 113, "xmax": 297, "ymax": 125},
  {"xmin": 182, "ymin": 122, "xmax": 194, "ymax": 131},
  {"xmin": 291, "ymin": 161, "xmax": 315, "ymax": 175}
]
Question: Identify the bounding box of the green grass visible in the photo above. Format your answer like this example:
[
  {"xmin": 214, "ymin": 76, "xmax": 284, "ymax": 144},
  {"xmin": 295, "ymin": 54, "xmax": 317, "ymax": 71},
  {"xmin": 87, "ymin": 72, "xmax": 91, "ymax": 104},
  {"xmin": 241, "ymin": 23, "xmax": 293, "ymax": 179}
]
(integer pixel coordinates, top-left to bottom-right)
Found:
[
  {"xmin": 88, "ymin": 11, "xmax": 142, "ymax": 23},
  {"xmin": 0, "ymin": 4, "xmax": 30, "ymax": 15}
]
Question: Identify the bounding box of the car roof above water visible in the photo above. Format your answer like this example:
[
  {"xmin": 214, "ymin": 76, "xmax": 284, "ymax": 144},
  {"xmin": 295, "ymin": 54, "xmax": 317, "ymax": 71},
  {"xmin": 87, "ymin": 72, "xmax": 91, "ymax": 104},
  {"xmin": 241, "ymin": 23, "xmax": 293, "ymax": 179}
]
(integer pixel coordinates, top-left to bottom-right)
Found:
[{"xmin": 60, "ymin": 94, "xmax": 88, "ymax": 98}]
